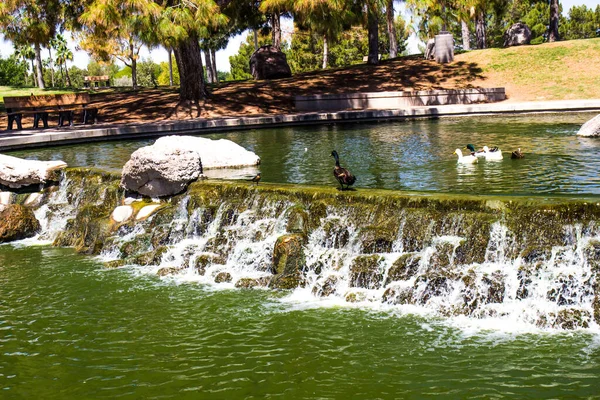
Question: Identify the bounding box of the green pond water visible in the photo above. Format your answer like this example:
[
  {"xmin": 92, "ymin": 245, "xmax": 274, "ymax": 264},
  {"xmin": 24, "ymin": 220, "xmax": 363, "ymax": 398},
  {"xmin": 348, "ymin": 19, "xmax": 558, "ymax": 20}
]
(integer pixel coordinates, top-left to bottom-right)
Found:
[
  {"xmin": 8, "ymin": 113, "xmax": 600, "ymax": 196},
  {"xmin": 1, "ymin": 245, "xmax": 600, "ymax": 399}
]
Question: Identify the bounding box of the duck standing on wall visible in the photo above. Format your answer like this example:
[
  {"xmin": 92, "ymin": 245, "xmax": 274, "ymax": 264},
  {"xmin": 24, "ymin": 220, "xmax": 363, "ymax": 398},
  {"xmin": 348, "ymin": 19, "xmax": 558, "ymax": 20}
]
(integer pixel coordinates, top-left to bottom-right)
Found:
[
  {"xmin": 454, "ymin": 148, "xmax": 478, "ymax": 164},
  {"xmin": 250, "ymin": 173, "xmax": 261, "ymax": 185},
  {"xmin": 331, "ymin": 150, "xmax": 356, "ymax": 190}
]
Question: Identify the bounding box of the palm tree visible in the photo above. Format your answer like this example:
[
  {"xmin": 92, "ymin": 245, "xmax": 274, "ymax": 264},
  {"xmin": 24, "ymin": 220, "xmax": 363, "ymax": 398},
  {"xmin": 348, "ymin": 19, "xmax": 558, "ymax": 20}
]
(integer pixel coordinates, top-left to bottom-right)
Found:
[
  {"xmin": 56, "ymin": 40, "xmax": 74, "ymax": 87},
  {"xmin": 14, "ymin": 45, "xmax": 36, "ymax": 86},
  {"xmin": 293, "ymin": 0, "xmax": 355, "ymax": 69}
]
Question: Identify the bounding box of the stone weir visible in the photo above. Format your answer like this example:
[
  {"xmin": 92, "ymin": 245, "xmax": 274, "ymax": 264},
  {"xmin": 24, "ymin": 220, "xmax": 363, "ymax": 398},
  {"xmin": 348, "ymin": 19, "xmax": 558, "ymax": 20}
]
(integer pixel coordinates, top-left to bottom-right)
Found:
[{"xmin": 7, "ymin": 168, "xmax": 600, "ymax": 330}]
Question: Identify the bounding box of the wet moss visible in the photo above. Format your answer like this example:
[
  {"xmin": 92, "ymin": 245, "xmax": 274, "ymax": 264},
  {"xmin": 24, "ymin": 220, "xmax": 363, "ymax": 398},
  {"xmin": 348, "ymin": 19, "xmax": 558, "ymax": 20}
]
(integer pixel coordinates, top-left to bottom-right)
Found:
[
  {"xmin": 359, "ymin": 227, "xmax": 395, "ymax": 254},
  {"xmin": 285, "ymin": 205, "xmax": 309, "ymax": 234},
  {"xmin": 270, "ymin": 272, "xmax": 306, "ymax": 290},
  {"xmin": 272, "ymin": 234, "xmax": 307, "ymax": 276},
  {"xmin": 312, "ymin": 276, "xmax": 339, "ymax": 297},
  {"xmin": 382, "ymin": 287, "xmax": 414, "ymax": 305},
  {"xmin": 320, "ymin": 219, "xmax": 350, "ymax": 249},
  {"xmin": 235, "ymin": 277, "xmax": 270, "ymax": 289},
  {"xmin": 194, "ymin": 254, "xmax": 226, "ymax": 275},
  {"xmin": 104, "ymin": 259, "xmax": 127, "ymax": 269},
  {"xmin": 157, "ymin": 266, "xmax": 184, "ymax": 276},
  {"xmin": 350, "ymin": 255, "xmax": 384, "ymax": 289},
  {"xmin": 119, "ymin": 234, "xmax": 152, "ymax": 258},
  {"xmin": 345, "ymin": 291, "xmax": 367, "ymax": 303},
  {"xmin": 0, "ymin": 204, "xmax": 41, "ymax": 243},
  {"xmin": 214, "ymin": 272, "xmax": 232, "ymax": 283},
  {"xmin": 385, "ymin": 254, "xmax": 420, "ymax": 285},
  {"xmin": 131, "ymin": 246, "xmax": 168, "ymax": 266}
]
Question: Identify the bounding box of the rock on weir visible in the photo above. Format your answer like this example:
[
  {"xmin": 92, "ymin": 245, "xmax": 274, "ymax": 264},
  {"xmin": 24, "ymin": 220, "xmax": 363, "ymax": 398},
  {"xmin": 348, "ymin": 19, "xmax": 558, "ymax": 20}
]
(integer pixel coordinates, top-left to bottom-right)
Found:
[
  {"xmin": 0, "ymin": 154, "xmax": 68, "ymax": 189},
  {"xmin": 577, "ymin": 114, "xmax": 600, "ymax": 137},
  {"xmin": 121, "ymin": 136, "xmax": 261, "ymax": 197}
]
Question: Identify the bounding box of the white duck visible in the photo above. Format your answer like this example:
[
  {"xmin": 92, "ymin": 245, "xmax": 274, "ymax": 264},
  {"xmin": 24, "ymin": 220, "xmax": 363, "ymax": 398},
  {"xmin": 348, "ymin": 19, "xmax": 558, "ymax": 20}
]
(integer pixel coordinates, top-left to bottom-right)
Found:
[
  {"xmin": 454, "ymin": 149, "xmax": 478, "ymax": 164},
  {"xmin": 482, "ymin": 145, "xmax": 503, "ymax": 160}
]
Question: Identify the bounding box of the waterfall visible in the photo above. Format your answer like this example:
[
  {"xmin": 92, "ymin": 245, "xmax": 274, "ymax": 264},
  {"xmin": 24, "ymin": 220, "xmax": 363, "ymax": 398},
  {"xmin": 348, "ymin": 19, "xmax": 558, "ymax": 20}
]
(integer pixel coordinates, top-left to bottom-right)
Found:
[{"xmin": 30, "ymin": 169, "xmax": 600, "ymax": 331}]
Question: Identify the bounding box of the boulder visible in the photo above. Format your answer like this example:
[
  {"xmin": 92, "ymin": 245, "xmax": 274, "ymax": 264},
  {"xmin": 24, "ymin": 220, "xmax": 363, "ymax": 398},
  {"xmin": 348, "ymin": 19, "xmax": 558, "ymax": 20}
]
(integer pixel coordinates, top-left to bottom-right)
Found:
[
  {"xmin": 0, "ymin": 154, "xmax": 67, "ymax": 189},
  {"xmin": 577, "ymin": 114, "xmax": 600, "ymax": 137},
  {"xmin": 0, "ymin": 204, "xmax": 41, "ymax": 243},
  {"xmin": 269, "ymin": 233, "xmax": 307, "ymax": 289},
  {"xmin": 504, "ymin": 23, "xmax": 532, "ymax": 47},
  {"xmin": 121, "ymin": 136, "xmax": 261, "ymax": 197},
  {"xmin": 425, "ymin": 38, "xmax": 435, "ymax": 60},
  {"xmin": 249, "ymin": 45, "xmax": 292, "ymax": 80}
]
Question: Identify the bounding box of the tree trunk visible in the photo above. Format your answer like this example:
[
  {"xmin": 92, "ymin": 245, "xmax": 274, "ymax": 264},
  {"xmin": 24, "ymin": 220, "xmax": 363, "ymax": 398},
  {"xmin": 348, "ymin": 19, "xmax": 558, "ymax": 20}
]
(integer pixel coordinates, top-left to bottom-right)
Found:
[
  {"xmin": 461, "ymin": 19, "xmax": 471, "ymax": 50},
  {"xmin": 549, "ymin": 0, "xmax": 560, "ymax": 42},
  {"xmin": 322, "ymin": 36, "xmax": 328, "ymax": 69},
  {"xmin": 271, "ymin": 13, "xmax": 281, "ymax": 50},
  {"xmin": 65, "ymin": 61, "xmax": 71, "ymax": 87},
  {"xmin": 475, "ymin": 10, "xmax": 486, "ymax": 49},
  {"xmin": 48, "ymin": 48, "xmax": 55, "ymax": 87},
  {"xmin": 211, "ymin": 48, "xmax": 218, "ymax": 83},
  {"xmin": 204, "ymin": 50, "xmax": 214, "ymax": 84},
  {"xmin": 130, "ymin": 43, "xmax": 138, "ymax": 89},
  {"xmin": 23, "ymin": 57, "xmax": 28, "ymax": 85},
  {"xmin": 30, "ymin": 59, "xmax": 36, "ymax": 87},
  {"xmin": 167, "ymin": 47, "xmax": 174, "ymax": 86},
  {"xmin": 173, "ymin": 34, "xmax": 206, "ymax": 101},
  {"xmin": 386, "ymin": 0, "xmax": 397, "ymax": 58},
  {"xmin": 34, "ymin": 43, "xmax": 45, "ymax": 89},
  {"xmin": 253, "ymin": 29, "xmax": 259, "ymax": 51},
  {"xmin": 367, "ymin": 3, "xmax": 379, "ymax": 65}
]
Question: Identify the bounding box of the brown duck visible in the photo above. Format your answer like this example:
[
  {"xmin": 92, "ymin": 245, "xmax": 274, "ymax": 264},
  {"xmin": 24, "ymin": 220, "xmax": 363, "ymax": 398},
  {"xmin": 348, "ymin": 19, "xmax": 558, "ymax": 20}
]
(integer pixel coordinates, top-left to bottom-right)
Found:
[{"xmin": 331, "ymin": 150, "xmax": 356, "ymax": 190}]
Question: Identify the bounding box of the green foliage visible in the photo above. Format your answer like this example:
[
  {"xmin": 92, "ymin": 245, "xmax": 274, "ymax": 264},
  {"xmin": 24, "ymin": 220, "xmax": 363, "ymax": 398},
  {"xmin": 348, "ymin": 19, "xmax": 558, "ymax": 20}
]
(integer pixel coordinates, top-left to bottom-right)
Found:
[
  {"xmin": 68, "ymin": 66, "xmax": 85, "ymax": 88},
  {"xmin": 157, "ymin": 61, "xmax": 180, "ymax": 86},
  {"xmin": 137, "ymin": 60, "xmax": 161, "ymax": 88},
  {"xmin": 561, "ymin": 5, "xmax": 600, "ymax": 40},
  {"xmin": 229, "ymin": 32, "xmax": 271, "ymax": 80},
  {"xmin": 287, "ymin": 12, "xmax": 409, "ymax": 73},
  {"xmin": 0, "ymin": 55, "xmax": 26, "ymax": 86}
]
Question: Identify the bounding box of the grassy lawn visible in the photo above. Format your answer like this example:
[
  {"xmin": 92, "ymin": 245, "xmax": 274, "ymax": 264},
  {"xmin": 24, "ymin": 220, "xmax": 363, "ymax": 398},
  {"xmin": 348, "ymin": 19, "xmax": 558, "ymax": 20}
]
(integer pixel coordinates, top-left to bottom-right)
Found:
[{"xmin": 456, "ymin": 38, "xmax": 600, "ymax": 101}]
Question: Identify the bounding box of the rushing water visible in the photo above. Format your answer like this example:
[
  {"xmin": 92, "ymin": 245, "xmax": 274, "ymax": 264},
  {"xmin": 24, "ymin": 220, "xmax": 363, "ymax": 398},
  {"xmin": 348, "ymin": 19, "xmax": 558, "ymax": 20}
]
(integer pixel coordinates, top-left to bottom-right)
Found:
[
  {"xmin": 8, "ymin": 113, "xmax": 600, "ymax": 196},
  {"xmin": 2, "ymin": 244, "xmax": 600, "ymax": 399}
]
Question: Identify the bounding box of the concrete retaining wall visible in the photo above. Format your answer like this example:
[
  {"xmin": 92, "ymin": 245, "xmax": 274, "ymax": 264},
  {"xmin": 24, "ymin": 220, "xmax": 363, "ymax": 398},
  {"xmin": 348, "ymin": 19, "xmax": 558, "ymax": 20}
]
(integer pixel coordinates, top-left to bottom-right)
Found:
[{"xmin": 295, "ymin": 88, "xmax": 506, "ymax": 112}]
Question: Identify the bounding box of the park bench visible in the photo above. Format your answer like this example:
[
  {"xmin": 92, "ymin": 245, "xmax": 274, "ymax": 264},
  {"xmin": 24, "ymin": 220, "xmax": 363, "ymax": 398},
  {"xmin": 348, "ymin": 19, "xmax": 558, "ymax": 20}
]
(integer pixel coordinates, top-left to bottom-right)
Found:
[
  {"xmin": 4, "ymin": 93, "xmax": 98, "ymax": 130},
  {"xmin": 84, "ymin": 75, "xmax": 110, "ymax": 88}
]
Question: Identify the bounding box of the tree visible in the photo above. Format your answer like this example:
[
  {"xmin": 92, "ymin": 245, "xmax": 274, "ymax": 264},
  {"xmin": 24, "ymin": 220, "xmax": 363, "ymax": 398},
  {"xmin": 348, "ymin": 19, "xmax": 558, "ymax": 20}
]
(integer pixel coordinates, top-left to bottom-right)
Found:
[
  {"xmin": 155, "ymin": 0, "xmax": 227, "ymax": 103},
  {"xmin": 259, "ymin": 0, "xmax": 292, "ymax": 50},
  {"xmin": 55, "ymin": 35, "xmax": 74, "ymax": 87},
  {"xmin": 13, "ymin": 44, "xmax": 35, "ymax": 85},
  {"xmin": 292, "ymin": 0, "xmax": 355, "ymax": 69},
  {"xmin": 549, "ymin": 0, "xmax": 560, "ymax": 42},
  {"xmin": 0, "ymin": 0, "xmax": 61, "ymax": 89},
  {"xmin": 79, "ymin": 0, "xmax": 161, "ymax": 90},
  {"xmin": 0, "ymin": 54, "xmax": 26, "ymax": 86},
  {"xmin": 386, "ymin": 0, "xmax": 398, "ymax": 58},
  {"xmin": 229, "ymin": 31, "xmax": 271, "ymax": 80}
]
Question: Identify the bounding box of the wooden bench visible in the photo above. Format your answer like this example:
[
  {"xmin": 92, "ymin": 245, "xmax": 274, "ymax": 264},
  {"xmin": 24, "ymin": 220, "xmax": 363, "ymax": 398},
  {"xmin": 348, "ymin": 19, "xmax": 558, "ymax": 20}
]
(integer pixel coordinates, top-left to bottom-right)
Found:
[
  {"xmin": 84, "ymin": 75, "xmax": 110, "ymax": 88},
  {"xmin": 4, "ymin": 93, "xmax": 98, "ymax": 130}
]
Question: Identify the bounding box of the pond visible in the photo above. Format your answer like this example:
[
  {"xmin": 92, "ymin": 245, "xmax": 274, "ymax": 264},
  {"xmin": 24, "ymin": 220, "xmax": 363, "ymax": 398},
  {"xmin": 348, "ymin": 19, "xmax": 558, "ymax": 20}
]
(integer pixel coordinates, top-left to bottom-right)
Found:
[
  {"xmin": 1, "ymin": 245, "xmax": 600, "ymax": 399},
  {"xmin": 8, "ymin": 112, "xmax": 600, "ymax": 196}
]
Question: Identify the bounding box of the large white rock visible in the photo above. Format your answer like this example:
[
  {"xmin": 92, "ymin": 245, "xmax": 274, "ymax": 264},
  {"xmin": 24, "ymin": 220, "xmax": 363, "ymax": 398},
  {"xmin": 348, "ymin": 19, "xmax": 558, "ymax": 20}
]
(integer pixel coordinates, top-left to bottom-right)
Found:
[
  {"xmin": 0, "ymin": 154, "xmax": 67, "ymax": 189},
  {"xmin": 577, "ymin": 114, "xmax": 600, "ymax": 137},
  {"xmin": 121, "ymin": 136, "xmax": 260, "ymax": 197}
]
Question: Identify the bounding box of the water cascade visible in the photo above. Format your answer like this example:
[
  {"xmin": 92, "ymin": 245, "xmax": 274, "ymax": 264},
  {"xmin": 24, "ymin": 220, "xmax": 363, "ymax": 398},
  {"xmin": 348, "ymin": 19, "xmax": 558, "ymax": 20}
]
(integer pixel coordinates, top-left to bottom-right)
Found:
[{"xmin": 26, "ymin": 168, "xmax": 600, "ymax": 331}]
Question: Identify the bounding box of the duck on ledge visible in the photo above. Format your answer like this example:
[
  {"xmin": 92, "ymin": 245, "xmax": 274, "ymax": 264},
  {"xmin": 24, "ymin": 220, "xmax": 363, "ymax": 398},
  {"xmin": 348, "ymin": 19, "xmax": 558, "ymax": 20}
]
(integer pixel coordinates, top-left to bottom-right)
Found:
[
  {"xmin": 454, "ymin": 148, "xmax": 478, "ymax": 164},
  {"xmin": 331, "ymin": 150, "xmax": 356, "ymax": 190}
]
